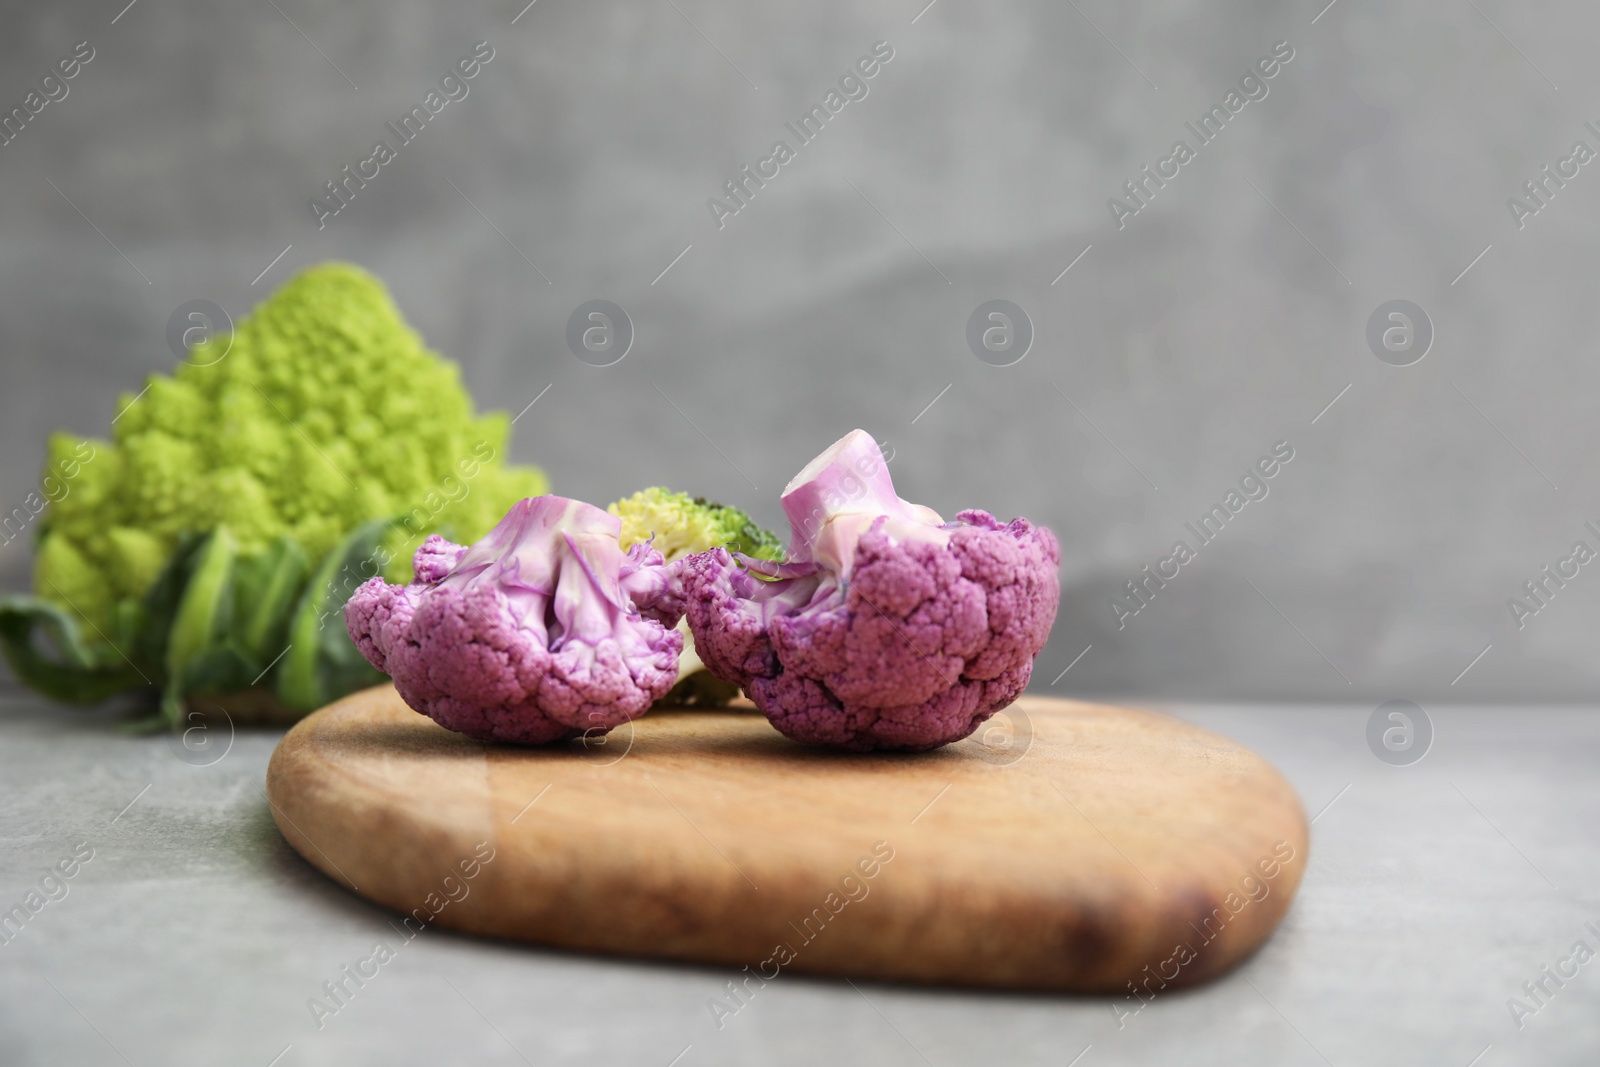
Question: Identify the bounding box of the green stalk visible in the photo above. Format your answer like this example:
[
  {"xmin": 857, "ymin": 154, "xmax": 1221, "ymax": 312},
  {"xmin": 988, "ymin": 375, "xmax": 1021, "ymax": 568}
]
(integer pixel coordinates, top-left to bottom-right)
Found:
[
  {"xmin": 277, "ymin": 519, "xmax": 392, "ymax": 711},
  {"xmin": 158, "ymin": 528, "xmax": 238, "ymax": 725},
  {"xmin": 233, "ymin": 536, "xmax": 310, "ymax": 664}
]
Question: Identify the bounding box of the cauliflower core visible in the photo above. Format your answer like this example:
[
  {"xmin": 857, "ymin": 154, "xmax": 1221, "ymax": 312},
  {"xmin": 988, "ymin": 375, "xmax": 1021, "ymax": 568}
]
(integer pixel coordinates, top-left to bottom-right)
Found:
[
  {"xmin": 682, "ymin": 430, "xmax": 1060, "ymax": 752},
  {"xmin": 346, "ymin": 496, "xmax": 684, "ymax": 744}
]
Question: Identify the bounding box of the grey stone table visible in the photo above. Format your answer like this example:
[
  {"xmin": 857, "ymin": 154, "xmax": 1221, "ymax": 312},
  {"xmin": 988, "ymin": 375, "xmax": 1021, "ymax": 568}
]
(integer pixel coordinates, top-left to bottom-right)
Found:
[{"xmin": 1, "ymin": 691, "xmax": 1595, "ymax": 1066}]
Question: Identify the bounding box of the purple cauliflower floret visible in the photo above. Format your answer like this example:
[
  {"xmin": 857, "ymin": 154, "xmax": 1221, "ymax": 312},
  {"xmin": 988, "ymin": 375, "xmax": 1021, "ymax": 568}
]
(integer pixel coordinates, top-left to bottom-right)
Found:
[
  {"xmin": 345, "ymin": 497, "xmax": 685, "ymax": 744},
  {"xmin": 683, "ymin": 430, "xmax": 1059, "ymax": 751}
]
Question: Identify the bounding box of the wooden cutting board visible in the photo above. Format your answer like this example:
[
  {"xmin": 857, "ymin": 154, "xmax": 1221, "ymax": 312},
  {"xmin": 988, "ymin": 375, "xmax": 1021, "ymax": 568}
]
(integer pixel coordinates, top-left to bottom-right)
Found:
[{"xmin": 265, "ymin": 685, "xmax": 1307, "ymax": 992}]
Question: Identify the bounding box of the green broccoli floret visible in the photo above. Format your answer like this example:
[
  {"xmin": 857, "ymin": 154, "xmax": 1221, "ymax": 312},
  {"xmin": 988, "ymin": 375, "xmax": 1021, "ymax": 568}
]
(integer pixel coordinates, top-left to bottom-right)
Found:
[
  {"xmin": 607, "ymin": 488, "xmax": 783, "ymax": 708},
  {"xmin": 607, "ymin": 487, "xmax": 783, "ymax": 563},
  {"xmin": 3, "ymin": 262, "xmax": 549, "ymax": 723}
]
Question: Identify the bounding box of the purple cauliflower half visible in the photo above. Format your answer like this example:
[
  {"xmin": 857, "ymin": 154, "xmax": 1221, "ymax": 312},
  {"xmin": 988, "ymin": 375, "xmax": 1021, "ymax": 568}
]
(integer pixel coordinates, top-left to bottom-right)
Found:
[
  {"xmin": 683, "ymin": 430, "xmax": 1060, "ymax": 751},
  {"xmin": 345, "ymin": 496, "xmax": 684, "ymax": 744}
]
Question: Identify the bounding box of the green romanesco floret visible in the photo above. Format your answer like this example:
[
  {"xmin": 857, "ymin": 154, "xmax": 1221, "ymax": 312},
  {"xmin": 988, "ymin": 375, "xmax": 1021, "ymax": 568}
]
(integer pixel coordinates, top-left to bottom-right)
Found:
[
  {"xmin": 9, "ymin": 263, "xmax": 550, "ymax": 722},
  {"xmin": 36, "ymin": 262, "xmax": 547, "ymax": 641},
  {"xmin": 607, "ymin": 487, "xmax": 783, "ymax": 563},
  {"xmin": 607, "ymin": 488, "xmax": 783, "ymax": 709}
]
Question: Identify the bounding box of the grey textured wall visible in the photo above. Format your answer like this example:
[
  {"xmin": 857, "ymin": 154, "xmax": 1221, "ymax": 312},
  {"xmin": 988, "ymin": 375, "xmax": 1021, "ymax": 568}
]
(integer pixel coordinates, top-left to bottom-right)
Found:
[{"xmin": 2, "ymin": 0, "xmax": 1595, "ymax": 700}]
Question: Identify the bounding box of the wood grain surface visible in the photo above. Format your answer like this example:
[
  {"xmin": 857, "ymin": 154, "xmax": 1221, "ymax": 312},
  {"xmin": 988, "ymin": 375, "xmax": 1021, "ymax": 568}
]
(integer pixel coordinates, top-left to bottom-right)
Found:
[{"xmin": 265, "ymin": 685, "xmax": 1307, "ymax": 992}]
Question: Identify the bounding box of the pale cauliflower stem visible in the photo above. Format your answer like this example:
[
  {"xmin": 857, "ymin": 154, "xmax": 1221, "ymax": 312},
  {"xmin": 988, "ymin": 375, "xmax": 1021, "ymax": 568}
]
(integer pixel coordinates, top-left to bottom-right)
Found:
[
  {"xmin": 346, "ymin": 496, "xmax": 684, "ymax": 744},
  {"xmin": 682, "ymin": 430, "xmax": 1060, "ymax": 752}
]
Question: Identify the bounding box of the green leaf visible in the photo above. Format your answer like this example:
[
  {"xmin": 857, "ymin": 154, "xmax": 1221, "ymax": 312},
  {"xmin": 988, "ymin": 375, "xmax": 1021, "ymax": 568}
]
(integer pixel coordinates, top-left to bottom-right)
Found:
[
  {"xmin": 164, "ymin": 529, "xmax": 236, "ymax": 676},
  {"xmin": 6, "ymin": 521, "xmax": 383, "ymax": 722},
  {"xmin": 230, "ymin": 535, "xmax": 310, "ymax": 664},
  {"xmin": 277, "ymin": 519, "xmax": 393, "ymax": 711},
  {"xmin": 186, "ymin": 644, "xmax": 260, "ymax": 693},
  {"xmin": 160, "ymin": 528, "xmax": 238, "ymax": 726},
  {"xmin": 0, "ymin": 595, "xmax": 148, "ymax": 704},
  {"xmin": 128, "ymin": 532, "xmax": 208, "ymax": 675}
]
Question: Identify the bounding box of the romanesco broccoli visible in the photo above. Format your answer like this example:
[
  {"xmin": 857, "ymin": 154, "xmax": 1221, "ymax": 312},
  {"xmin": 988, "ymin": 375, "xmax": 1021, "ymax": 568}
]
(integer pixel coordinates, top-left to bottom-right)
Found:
[
  {"xmin": 1, "ymin": 262, "xmax": 549, "ymax": 723},
  {"xmin": 608, "ymin": 488, "xmax": 782, "ymax": 563},
  {"xmin": 606, "ymin": 487, "xmax": 782, "ymax": 706}
]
